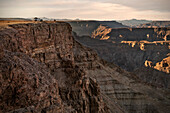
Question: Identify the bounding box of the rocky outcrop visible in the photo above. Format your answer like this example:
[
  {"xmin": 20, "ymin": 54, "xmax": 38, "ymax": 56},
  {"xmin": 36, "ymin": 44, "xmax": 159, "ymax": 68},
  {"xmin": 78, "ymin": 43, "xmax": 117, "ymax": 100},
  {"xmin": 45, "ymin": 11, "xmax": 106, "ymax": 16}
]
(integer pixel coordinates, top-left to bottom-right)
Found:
[
  {"xmin": 72, "ymin": 40, "xmax": 170, "ymax": 113},
  {"xmin": 74, "ymin": 33, "xmax": 169, "ymax": 72},
  {"xmin": 92, "ymin": 26, "xmax": 170, "ymax": 42},
  {"xmin": 73, "ymin": 32, "xmax": 170, "ymax": 90},
  {"xmin": 145, "ymin": 56, "xmax": 170, "ymax": 73},
  {"xmin": 0, "ymin": 50, "xmax": 66, "ymax": 113},
  {"xmin": 74, "ymin": 24, "xmax": 170, "ymax": 74},
  {"xmin": 0, "ymin": 22, "xmax": 109, "ymax": 113},
  {"xmin": 121, "ymin": 40, "xmax": 170, "ymax": 51},
  {"xmin": 154, "ymin": 56, "xmax": 170, "ymax": 73},
  {"xmin": 92, "ymin": 25, "xmax": 112, "ymax": 40}
]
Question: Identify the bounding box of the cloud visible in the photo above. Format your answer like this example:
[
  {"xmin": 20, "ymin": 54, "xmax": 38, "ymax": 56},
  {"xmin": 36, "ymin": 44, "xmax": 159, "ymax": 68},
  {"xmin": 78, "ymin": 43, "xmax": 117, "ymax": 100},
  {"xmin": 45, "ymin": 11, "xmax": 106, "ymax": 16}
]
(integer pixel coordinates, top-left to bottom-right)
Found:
[
  {"xmin": 0, "ymin": 0, "xmax": 170, "ymax": 20},
  {"xmin": 94, "ymin": 0, "xmax": 170, "ymax": 12}
]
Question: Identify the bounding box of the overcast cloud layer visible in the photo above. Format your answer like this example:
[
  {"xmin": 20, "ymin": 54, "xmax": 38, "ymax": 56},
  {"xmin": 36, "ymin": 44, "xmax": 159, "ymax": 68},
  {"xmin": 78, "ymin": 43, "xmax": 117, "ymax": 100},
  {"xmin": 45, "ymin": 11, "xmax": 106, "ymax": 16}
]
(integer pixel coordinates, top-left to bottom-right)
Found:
[{"xmin": 0, "ymin": 0, "xmax": 170, "ymax": 20}]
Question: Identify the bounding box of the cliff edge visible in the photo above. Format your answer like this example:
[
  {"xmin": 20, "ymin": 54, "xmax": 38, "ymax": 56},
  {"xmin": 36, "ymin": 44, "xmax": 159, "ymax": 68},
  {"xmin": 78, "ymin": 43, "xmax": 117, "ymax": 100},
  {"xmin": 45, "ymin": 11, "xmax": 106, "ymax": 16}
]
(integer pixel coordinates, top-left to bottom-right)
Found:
[{"xmin": 0, "ymin": 22, "xmax": 170, "ymax": 113}]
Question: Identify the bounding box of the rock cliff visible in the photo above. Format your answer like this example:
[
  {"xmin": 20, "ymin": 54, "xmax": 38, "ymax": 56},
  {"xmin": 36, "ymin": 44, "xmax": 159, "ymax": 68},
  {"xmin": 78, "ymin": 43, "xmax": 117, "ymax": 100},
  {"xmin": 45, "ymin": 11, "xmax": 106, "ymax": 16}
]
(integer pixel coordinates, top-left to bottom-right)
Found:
[
  {"xmin": 145, "ymin": 56, "xmax": 170, "ymax": 73},
  {"xmin": 0, "ymin": 22, "xmax": 109, "ymax": 113},
  {"xmin": 75, "ymin": 24, "xmax": 170, "ymax": 74},
  {"xmin": 0, "ymin": 22, "xmax": 170, "ymax": 113},
  {"xmin": 0, "ymin": 50, "xmax": 66, "ymax": 112},
  {"xmin": 73, "ymin": 32, "xmax": 170, "ymax": 89},
  {"xmin": 92, "ymin": 25, "xmax": 170, "ymax": 41},
  {"xmin": 73, "ymin": 40, "xmax": 170, "ymax": 113}
]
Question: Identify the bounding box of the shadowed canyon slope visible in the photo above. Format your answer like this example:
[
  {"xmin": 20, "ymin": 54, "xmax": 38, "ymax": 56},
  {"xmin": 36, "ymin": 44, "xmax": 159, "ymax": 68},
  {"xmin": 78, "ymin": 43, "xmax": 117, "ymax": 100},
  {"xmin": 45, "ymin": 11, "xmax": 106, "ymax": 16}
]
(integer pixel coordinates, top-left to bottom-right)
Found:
[
  {"xmin": 0, "ymin": 22, "xmax": 170, "ymax": 113},
  {"xmin": 73, "ymin": 23, "xmax": 170, "ymax": 88}
]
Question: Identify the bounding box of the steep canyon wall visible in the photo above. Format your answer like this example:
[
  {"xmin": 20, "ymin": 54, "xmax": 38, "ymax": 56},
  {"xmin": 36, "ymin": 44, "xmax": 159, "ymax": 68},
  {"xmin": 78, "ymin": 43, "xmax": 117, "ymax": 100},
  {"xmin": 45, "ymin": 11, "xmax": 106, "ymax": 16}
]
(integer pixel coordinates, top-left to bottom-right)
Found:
[{"xmin": 0, "ymin": 22, "xmax": 170, "ymax": 113}]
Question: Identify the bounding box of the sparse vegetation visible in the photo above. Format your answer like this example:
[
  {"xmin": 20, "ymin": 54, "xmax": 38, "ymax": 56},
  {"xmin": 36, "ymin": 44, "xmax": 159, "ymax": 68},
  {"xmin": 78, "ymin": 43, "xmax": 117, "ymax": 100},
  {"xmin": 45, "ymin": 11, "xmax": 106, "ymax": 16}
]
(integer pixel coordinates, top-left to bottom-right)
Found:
[{"xmin": 34, "ymin": 17, "xmax": 38, "ymax": 21}]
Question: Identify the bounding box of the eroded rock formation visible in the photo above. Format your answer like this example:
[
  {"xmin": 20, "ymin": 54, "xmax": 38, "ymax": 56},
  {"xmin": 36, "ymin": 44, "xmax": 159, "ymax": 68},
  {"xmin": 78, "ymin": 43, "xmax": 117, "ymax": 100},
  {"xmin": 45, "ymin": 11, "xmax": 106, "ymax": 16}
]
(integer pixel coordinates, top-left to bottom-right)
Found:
[
  {"xmin": 0, "ymin": 22, "xmax": 170, "ymax": 113},
  {"xmin": 92, "ymin": 25, "xmax": 170, "ymax": 42},
  {"xmin": 154, "ymin": 56, "xmax": 170, "ymax": 73},
  {"xmin": 92, "ymin": 25, "xmax": 112, "ymax": 40},
  {"xmin": 73, "ymin": 31, "xmax": 170, "ymax": 90},
  {"xmin": 145, "ymin": 56, "xmax": 170, "ymax": 74},
  {"xmin": 73, "ymin": 40, "xmax": 170, "ymax": 113},
  {"xmin": 0, "ymin": 23, "xmax": 109, "ymax": 113},
  {"xmin": 0, "ymin": 51, "xmax": 66, "ymax": 112}
]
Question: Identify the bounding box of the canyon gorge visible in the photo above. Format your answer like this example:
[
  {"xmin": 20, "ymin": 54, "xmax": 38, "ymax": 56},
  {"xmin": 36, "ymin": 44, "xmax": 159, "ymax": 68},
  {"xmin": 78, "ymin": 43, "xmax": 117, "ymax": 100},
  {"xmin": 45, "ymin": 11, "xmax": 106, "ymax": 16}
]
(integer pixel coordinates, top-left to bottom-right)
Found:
[
  {"xmin": 71, "ymin": 21, "xmax": 170, "ymax": 80},
  {"xmin": 0, "ymin": 20, "xmax": 169, "ymax": 113}
]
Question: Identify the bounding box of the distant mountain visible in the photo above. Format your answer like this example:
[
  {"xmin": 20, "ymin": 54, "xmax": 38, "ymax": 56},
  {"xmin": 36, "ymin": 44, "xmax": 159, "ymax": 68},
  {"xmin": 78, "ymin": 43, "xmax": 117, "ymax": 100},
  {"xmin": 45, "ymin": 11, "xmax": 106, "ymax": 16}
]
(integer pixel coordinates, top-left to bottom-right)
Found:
[
  {"xmin": 39, "ymin": 17, "xmax": 72, "ymax": 21},
  {"xmin": 118, "ymin": 19, "xmax": 152, "ymax": 27},
  {"xmin": 0, "ymin": 18, "xmax": 31, "ymax": 21},
  {"xmin": 0, "ymin": 17, "xmax": 73, "ymax": 21}
]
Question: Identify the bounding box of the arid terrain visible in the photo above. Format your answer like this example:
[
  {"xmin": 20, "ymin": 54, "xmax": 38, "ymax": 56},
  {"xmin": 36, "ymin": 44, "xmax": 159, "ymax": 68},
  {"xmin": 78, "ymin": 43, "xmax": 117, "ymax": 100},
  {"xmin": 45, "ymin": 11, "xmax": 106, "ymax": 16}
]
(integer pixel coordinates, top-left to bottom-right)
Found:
[
  {"xmin": 0, "ymin": 20, "xmax": 170, "ymax": 113},
  {"xmin": 71, "ymin": 21, "xmax": 170, "ymax": 88}
]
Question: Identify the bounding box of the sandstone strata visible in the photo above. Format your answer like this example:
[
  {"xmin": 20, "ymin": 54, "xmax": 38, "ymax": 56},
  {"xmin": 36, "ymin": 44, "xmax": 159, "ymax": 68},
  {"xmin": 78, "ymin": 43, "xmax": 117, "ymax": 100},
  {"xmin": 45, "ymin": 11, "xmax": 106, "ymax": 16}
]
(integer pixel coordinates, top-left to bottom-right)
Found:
[
  {"xmin": 92, "ymin": 25, "xmax": 170, "ymax": 41},
  {"xmin": 0, "ymin": 50, "xmax": 66, "ymax": 112},
  {"xmin": 0, "ymin": 23, "xmax": 109, "ymax": 113},
  {"xmin": 0, "ymin": 22, "xmax": 170, "ymax": 113},
  {"xmin": 145, "ymin": 56, "xmax": 170, "ymax": 73},
  {"xmin": 73, "ymin": 31, "xmax": 170, "ymax": 90},
  {"xmin": 73, "ymin": 40, "xmax": 170, "ymax": 113}
]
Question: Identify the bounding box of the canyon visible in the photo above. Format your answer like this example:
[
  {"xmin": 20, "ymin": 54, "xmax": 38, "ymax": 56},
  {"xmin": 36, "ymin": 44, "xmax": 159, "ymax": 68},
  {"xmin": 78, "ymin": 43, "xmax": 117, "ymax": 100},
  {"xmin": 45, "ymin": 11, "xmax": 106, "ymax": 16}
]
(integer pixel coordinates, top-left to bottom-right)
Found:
[
  {"xmin": 0, "ymin": 21, "xmax": 170, "ymax": 113},
  {"xmin": 74, "ymin": 25, "xmax": 170, "ymax": 71},
  {"xmin": 71, "ymin": 22, "xmax": 170, "ymax": 89}
]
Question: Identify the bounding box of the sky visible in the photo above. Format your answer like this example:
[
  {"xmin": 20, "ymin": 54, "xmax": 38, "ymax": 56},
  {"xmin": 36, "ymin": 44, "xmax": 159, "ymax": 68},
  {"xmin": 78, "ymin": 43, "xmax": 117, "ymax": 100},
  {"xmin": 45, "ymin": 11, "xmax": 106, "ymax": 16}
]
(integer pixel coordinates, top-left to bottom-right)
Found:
[{"xmin": 0, "ymin": 0, "xmax": 170, "ymax": 20}]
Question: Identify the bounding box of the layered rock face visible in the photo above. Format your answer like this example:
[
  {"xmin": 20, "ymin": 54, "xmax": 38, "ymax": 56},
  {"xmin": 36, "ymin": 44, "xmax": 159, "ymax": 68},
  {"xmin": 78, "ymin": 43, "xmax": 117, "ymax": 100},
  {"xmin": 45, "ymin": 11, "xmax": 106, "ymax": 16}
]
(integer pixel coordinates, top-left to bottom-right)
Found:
[
  {"xmin": 0, "ymin": 22, "xmax": 109, "ymax": 113},
  {"xmin": 92, "ymin": 25, "xmax": 170, "ymax": 41},
  {"xmin": 74, "ymin": 31, "xmax": 170, "ymax": 89},
  {"xmin": 145, "ymin": 56, "xmax": 170, "ymax": 73},
  {"xmin": 91, "ymin": 25, "xmax": 112, "ymax": 40},
  {"xmin": 74, "ymin": 33, "xmax": 169, "ymax": 71},
  {"xmin": 72, "ymin": 40, "xmax": 170, "ymax": 113},
  {"xmin": 0, "ymin": 51, "xmax": 65, "ymax": 113},
  {"xmin": 85, "ymin": 24, "xmax": 170, "ymax": 75},
  {"xmin": 0, "ymin": 22, "xmax": 170, "ymax": 113}
]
